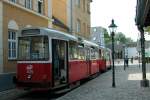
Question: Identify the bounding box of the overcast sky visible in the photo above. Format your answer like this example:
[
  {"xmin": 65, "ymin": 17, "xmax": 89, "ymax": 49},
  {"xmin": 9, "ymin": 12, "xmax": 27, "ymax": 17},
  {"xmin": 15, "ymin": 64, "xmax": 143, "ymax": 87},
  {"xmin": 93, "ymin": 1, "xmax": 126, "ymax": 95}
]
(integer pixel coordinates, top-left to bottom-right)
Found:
[{"xmin": 91, "ymin": 0, "xmax": 140, "ymax": 41}]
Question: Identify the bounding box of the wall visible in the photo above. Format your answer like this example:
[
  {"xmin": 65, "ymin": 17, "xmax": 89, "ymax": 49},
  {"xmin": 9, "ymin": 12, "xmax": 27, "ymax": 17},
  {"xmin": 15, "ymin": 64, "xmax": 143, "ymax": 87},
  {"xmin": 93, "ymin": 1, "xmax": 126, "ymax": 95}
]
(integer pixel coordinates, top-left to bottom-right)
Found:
[
  {"xmin": 3, "ymin": 2, "xmax": 49, "ymax": 73},
  {"xmin": 0, "ymin": 1, "xmax": 3, "ymax": 73},
  {"xmin": 52, "ymin": 0, "xmax": 68, "ymax": 31},
  {"xmin": 72, "ymin": 0, "xmax": 91, "ymax": 39}
]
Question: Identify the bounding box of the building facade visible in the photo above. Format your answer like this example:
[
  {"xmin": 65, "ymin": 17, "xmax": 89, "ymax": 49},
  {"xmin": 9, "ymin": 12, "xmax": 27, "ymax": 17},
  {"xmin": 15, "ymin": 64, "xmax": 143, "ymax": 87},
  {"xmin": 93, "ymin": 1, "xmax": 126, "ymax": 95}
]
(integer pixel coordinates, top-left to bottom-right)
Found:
[
  {"xmin": 0, "ymin": 0, "xmax": 52, "ymax": 91},
  {"xmin": 52, "ymin": 0, "xmax": 92, "ymax": 39},
  {"xmin": 52, "ymin": 0, "xmax": 69, "ymax": 32},
  {"xmin": 90, "ymin": 27, "xmax": 105, "ymax": 47},
  {"xmin": 69, "ymin": 0, "xmax": 92, "ymax": 39}
]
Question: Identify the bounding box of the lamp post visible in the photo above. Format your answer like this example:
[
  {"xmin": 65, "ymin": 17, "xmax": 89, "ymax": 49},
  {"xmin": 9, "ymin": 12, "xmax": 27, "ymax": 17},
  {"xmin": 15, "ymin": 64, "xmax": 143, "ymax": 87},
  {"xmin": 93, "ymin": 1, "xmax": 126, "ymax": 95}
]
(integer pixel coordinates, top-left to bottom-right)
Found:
[
  {"xmin": 138, "ymin": 26, "xmax": 149, "ymax": 87},
  {"xmin": 109, "ymin": 19, "xmax": 117, "ymax": 88},
  {"xmin": 123, "ymin": 44, "xmax": 126, "ymax": 70}
]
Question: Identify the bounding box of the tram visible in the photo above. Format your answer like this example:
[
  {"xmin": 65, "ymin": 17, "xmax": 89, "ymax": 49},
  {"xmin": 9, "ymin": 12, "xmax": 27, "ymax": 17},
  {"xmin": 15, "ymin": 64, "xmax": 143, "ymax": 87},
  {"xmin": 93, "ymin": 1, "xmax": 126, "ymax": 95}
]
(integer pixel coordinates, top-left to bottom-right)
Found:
[{"xmin": 13, "ymin": 27, "xmax": 110, "ymax": 91}]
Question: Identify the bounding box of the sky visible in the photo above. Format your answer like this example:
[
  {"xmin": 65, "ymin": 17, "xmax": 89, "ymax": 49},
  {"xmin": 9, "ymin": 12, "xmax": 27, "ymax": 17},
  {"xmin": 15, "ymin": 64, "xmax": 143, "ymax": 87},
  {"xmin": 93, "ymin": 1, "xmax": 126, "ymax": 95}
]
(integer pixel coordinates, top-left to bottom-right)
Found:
[{"xmin": 91, "ymin": 0, "xmax": 140, "ymax": 41}]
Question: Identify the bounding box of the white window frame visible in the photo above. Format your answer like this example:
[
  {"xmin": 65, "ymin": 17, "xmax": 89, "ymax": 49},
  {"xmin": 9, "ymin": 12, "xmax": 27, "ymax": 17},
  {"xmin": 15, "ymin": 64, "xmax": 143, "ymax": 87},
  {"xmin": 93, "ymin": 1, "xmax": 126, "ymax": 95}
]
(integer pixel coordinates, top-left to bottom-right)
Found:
[
  {"xmin": 76, "ymin": 0, "xmax": 80, "ymax": 7},
  {"xmin": 25, "ymin": 0, "xmax": 32, "ymax": 9},
  {"xmin": 9, "ymin": 0, "xmax": 16, "ymax": 3},
  {"xmin": 8, "ymin": 30, "xmax": 17, "ymax": 60},
  {"xmin": 76, "ymin": 19, "xmax": 81, "ymax": 33}
]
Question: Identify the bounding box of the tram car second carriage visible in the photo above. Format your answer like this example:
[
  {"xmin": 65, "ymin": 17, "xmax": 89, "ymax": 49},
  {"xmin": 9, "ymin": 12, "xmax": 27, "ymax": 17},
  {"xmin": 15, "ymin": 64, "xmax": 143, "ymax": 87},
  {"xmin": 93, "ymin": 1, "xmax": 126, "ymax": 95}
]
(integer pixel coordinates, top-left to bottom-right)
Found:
[
  {"xmin": 13, "ymin": 27, "xmax": 108, "ymax": 91},
  {"xmin": 105, "ymin": 48, "xmax": 112, "ymax": 70}
]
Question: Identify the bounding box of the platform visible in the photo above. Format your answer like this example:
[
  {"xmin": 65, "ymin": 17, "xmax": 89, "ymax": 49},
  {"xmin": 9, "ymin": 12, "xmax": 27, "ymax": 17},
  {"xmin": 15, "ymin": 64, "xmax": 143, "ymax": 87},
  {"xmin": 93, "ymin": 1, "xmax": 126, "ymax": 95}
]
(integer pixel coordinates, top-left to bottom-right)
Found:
[{"xmin": 56, "ymin": 63, "xmax": 150, "ymax": 100}]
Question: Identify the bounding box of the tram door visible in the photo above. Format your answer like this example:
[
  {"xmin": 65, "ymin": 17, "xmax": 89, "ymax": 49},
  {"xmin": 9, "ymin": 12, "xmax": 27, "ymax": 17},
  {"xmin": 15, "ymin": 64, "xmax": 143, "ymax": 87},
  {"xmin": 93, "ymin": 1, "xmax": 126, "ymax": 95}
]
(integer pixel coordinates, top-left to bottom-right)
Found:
[
  {"xmin": 52, "ymin": 39, "xmax": 68, "ymax": 86},
  {"xmin": 85, "ymin": 47, "xmax": 91, "ymax": 75}
]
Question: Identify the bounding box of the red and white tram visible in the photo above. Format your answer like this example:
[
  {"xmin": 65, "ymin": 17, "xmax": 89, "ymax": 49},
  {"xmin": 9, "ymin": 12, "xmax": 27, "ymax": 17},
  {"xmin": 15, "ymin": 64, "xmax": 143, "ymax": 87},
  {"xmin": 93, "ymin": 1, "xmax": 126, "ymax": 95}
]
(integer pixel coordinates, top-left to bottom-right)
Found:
[
  {"xmin": 105, "ymin": 48, "xmax": 112, "ymax": 69},
  {"xmin": 14, "ymin": 27, "xmax": 108, "ymax": 91}
]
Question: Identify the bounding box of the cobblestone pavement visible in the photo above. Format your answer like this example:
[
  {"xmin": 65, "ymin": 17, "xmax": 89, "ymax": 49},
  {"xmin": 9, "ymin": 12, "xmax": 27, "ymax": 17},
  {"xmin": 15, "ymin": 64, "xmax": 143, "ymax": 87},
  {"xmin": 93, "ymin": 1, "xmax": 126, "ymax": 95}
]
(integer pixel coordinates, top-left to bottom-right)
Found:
[
  {"xmin": 57, "ymin": 64, "xmax": 150, "ymax": 100},
  {"xmin": 0, "ymin": 89, "xmax": 27, "ymax": 100}
]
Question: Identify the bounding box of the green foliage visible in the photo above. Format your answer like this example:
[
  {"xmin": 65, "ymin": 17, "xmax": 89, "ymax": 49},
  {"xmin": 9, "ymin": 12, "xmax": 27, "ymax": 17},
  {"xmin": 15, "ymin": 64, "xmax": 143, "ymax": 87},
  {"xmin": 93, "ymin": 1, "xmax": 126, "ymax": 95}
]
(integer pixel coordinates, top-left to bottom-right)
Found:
[
  {"xmin": 102, "ymin": 27, "xmax": 134, "ymax": 45},
  {"xmin": 144, "ymin": 26, "xmax": 150, "ymax": 33},
  {"xmin": 103, "ymin": 28, "xmax": 111, "ymax": 44},
  {"xmin": 114, "ymin": 32, "xmax": 133, "ymax": 44},
  {"xmin": 126, "ymin": 37, "xmax": 133, "ymax": 43},
  {"xmin": 114, "ymin": 32, "xmax": 126, "ymax": 44},
  {"xmin": 104, "ymin": 31, "xmax": 133, "ymax": 45}
]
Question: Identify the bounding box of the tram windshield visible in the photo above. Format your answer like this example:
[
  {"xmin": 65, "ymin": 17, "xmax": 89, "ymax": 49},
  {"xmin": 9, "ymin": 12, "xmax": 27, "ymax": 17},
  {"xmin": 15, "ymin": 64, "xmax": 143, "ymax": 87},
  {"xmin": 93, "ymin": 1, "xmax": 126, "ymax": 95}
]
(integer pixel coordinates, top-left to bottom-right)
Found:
[{"xmin": 18, "ymin": 36, "xmax": 49, "ymax": 60}]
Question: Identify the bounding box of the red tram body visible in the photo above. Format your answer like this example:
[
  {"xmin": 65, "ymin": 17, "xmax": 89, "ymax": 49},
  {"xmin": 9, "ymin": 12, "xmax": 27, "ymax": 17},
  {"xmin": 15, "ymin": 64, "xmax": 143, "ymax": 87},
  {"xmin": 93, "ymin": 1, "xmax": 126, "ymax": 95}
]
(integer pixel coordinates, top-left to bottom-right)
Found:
[{"xmin": 14, "ymin": 27, "xmax": 112, "ymax": 91}]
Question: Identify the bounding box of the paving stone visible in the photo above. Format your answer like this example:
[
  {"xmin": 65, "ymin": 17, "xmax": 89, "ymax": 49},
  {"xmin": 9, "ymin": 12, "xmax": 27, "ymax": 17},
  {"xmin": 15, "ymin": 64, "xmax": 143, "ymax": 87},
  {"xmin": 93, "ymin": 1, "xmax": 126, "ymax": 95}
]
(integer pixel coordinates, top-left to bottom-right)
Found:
[{"xmin": 57, "ymin": 63, "xmax": 150, "ymax": 100}]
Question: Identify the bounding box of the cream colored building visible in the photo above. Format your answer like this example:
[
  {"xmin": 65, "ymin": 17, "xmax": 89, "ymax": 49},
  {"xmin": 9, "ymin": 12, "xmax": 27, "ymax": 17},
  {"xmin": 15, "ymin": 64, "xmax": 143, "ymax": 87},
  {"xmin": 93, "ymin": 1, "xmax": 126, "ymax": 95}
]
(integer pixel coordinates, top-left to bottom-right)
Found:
[
  {"xmin": 52, "ymin": 0, "xmax": 69, "ymax": 32},
  {"xmin": 52, "ymin": 0, "xmax": 92, "ymax": 39},
  {"xmin": 69, "ymin": 0, "xmax": 92, "ymax": 39},
  {"xmin": 0, "ymin": 0, "xmax": 52, "ymax": 73}
]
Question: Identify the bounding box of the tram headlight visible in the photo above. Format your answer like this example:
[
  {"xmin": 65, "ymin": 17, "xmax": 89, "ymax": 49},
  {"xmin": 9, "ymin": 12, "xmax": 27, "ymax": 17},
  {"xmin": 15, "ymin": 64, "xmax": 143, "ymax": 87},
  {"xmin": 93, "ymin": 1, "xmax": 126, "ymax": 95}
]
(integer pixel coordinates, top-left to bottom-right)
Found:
[{"xmin": 27, "ymin": 74, "xmax": 32, "ymax": 79}]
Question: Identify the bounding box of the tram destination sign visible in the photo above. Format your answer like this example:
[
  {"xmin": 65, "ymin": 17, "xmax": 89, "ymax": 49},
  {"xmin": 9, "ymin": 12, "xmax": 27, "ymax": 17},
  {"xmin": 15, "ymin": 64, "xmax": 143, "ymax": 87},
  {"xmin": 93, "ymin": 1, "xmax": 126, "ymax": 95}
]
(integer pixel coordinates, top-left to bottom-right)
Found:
[{"xmin": 22, "ymin": 29, "xmax": 40, "ymax": 35}]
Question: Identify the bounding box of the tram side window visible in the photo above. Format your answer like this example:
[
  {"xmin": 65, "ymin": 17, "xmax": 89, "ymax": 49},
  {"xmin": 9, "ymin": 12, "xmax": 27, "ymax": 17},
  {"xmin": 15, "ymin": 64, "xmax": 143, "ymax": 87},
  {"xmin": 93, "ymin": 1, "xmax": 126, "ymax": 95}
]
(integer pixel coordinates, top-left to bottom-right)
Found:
[
  {"xmin": 77, "ymin": 45, "xmax": 85, "ymax": 60},
  {"xmin": 101, "ymin": 50, "xmax": 104, "ymax": 59},
  {"xmin": 90, "ymin": 48, "xmax": 98, "ymax": 60},
  {"xmin": 18, "ymin": 36, "xmax": 49, "ymax": 60},
  {"xmin": 91, "ymin": 48, "xmax": 95, "ymax": 59},
  {"xmin": 69, "ymin": 42, "xmax": 85, "ymax": 60},
  {"xmin": 69, "ymin": 42, "xmax": 78, "ymax": 60},
  {"xmin": 18, "ymin": 37, "xmax": 30, "ymax": 60},
  {"xmin": 31, "ymin": 36, "xmax": 49, "ymax": 60},
  {"xmin": 95, "ymin": 49, "xmax": 99, "ymax": 59},
  {"xmin": 85, "ymin": 48, "xmax": 90, "ymax": 60}
]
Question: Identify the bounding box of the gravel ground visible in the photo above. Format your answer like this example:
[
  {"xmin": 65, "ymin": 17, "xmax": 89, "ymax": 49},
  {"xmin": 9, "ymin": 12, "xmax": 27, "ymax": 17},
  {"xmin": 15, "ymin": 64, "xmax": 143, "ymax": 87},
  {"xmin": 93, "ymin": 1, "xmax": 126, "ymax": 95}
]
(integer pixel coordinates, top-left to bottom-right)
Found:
[{"xmin": 57, "ymin": 64, "xmax": 150, "ymax": 100}]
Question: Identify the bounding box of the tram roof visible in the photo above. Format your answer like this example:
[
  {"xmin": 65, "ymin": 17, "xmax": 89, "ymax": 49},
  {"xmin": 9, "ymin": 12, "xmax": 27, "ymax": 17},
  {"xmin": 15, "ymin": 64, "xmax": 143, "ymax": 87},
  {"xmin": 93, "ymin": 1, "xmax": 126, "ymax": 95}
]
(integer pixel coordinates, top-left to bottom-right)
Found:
[
  {"xmin": 83, "ymin": 40, "xmax": 99, "ymax": 48},
  {"xmin": 20, "ymin": 27, "xmax": 78, "ymax": 41},
  {"xmin": 99, "ymin": 46, "xmax": 105, "ymax": 49}
]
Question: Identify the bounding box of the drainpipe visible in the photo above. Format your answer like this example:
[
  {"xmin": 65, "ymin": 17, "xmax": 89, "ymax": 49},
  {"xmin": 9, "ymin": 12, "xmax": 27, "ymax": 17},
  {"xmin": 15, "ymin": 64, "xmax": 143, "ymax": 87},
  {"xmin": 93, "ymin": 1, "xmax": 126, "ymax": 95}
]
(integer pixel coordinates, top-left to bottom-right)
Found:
[
  {"xmin": 70, "ymin": 0, "xmax": 73, "ymax": 34},
  {"xmin": 138, "ymin": 25, "xmax": 149, "ymax": 87}
]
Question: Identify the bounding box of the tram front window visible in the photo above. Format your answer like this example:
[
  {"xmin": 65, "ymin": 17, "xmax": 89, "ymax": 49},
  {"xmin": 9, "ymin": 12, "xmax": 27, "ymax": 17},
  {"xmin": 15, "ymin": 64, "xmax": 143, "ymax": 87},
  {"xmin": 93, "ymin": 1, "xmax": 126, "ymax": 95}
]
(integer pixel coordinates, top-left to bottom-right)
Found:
[{"xmin": 18, "ymin": 36, "xmax": 49, "ymax": 60}]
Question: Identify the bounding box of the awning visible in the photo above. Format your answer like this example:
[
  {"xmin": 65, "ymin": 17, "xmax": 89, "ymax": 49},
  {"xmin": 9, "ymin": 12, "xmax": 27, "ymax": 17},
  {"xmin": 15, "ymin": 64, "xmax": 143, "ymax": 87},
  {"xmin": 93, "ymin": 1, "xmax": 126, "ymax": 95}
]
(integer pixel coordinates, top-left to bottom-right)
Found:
[{"xmin": 136, "ymin": 0, "xmax": 150, "ymax": 27}]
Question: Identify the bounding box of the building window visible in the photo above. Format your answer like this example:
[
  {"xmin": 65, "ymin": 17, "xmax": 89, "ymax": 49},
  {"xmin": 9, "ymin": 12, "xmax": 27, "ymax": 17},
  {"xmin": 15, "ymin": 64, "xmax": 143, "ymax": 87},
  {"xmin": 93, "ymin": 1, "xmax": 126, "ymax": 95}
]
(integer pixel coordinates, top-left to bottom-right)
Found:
[
  {"xmin": 19, "ymin": 0, "xmax": 25, "ymax": 6},
  {"xmin": 9, "ymin": 0, "xmax": 16, "ymax": 3},
  {"xmin": 25, "ymin": 0, "xmax": 32, "ymax": 9},
  {"xmin": 38, "ymin": 0, "xmax": 43, "ymax": 14},
  {"xmin": 76, "ymin": 0, "xmax": 80, "ymax": 7},
  {"xmin": 83, "ymin": 23, "xmax": 86, "ymax": 34},
  {"xmin": 76, "ymin": 19, "xmax": 81, "ymax": 33},
  {"xmin": 8, "ymin": 30, "xmax": 17, "ymax": 59},
  {"xmin": 87, "ymin": 3, "xmax": 90, "ymax": 14}
]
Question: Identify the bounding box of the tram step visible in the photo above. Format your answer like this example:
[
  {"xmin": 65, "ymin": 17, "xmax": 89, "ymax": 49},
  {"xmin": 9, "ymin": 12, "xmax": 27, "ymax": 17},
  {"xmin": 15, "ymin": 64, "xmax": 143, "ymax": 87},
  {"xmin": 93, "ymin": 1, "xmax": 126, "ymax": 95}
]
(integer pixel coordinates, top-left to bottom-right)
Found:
[
  {"xmin": 54, "ymin": 88, "xmax": 71, "ymax": 94},
  {"xmin": 52, "ymin": 84, "xmax": 68, "ymax": 91}
]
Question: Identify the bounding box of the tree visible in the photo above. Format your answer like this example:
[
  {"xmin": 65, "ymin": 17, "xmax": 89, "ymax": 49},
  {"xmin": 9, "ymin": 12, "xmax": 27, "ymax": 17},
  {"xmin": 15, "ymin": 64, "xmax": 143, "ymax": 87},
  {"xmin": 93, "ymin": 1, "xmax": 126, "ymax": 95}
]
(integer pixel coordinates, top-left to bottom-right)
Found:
[
  {"xmin": 114, "ymin": 32, "xmax": 126, "ymax": 44},
  {"xmin": 114, "ymin": 32, "xmax": 133, "ymax": 44},
  {"xmin": 103, "ymin": 28, "xmax": 111, "ymax": 44},
  {"xmin": 103, "ymin": 28, "xmax": 134, "ymax": 45},
  {"xmin": 126, "ymin": 37, "xmax": 133, "ymax": 43}
]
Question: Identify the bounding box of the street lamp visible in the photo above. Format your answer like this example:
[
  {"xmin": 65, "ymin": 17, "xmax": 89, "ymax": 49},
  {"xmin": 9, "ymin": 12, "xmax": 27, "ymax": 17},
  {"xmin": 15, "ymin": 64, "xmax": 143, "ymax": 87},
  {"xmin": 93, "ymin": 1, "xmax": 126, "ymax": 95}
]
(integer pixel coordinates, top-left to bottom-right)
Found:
[
  {"xmin": 123, "ymin": 44, "xmax": 126, "ymax": 70},
  {"xmin": 138, "ymin": 26, "xmax": 149, "ymax": 87},
  {"xmin": 109, "ymin": 19, "xmax": 117, "ymax": 87}
]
